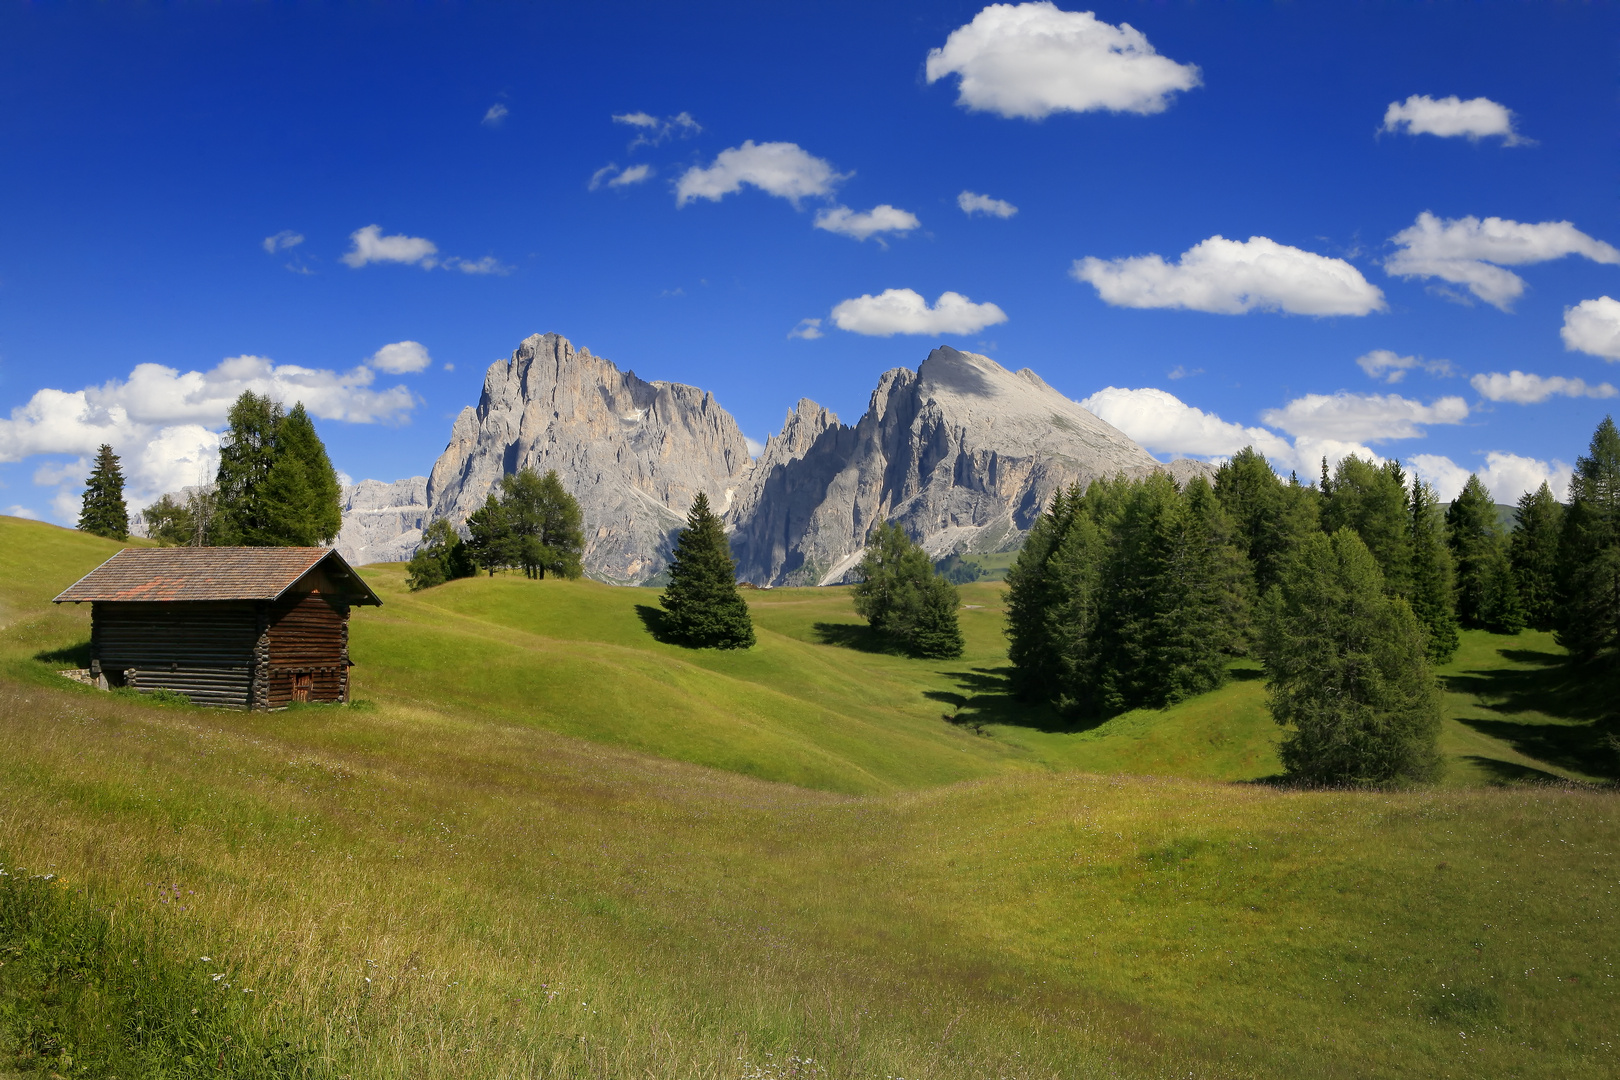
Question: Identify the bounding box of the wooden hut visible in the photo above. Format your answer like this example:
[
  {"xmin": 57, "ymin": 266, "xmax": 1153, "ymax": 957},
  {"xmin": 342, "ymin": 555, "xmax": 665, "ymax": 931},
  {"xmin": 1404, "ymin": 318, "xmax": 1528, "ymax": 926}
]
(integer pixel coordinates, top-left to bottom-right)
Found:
[{"xmin": 52, "ymin": 547, "xmax": 381, "ymax": 710}]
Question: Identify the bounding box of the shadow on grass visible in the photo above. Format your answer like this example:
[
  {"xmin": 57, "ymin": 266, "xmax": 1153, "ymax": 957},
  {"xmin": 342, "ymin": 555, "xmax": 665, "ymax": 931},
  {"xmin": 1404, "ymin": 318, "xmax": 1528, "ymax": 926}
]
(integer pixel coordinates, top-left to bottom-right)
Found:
[
  {"xmin": 929, "ymin": 666, "xmax": 1084, "ymax": 734},
  {"xmin": 811, "ymin": 621, "xmax": 893, "ymax": 655},
  {"xmin": 1442, "ymin": 644, "xmax": 1617, "ymax": 779},
  {"xmin": 33, "ymin": 641, "xmax": 90, "ymax": 667},
  {"xmin": 1458, "ymin": 754, "xmax": 1574, "ymax": 786},
  {"xmin": 1454, "ymin": 716, "xmax": 1616, "ymax": 780},
  {"xmin": 634, "ymin": 604, "xmax": 675, "ymax": 646}
]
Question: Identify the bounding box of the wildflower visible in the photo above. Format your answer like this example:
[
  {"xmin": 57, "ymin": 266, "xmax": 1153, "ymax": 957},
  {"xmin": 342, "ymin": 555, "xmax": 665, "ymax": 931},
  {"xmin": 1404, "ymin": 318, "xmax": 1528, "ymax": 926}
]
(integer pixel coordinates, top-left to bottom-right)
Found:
[{"xmin": 212, "ymin": 974, "xmax": 225, "ymax": 981}]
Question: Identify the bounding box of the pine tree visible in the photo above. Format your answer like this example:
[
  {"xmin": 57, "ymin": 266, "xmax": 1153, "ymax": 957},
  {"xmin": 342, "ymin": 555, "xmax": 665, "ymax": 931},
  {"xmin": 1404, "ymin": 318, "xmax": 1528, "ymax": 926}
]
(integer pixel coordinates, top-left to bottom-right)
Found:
[
  {"xmin": 1259, "ymin": 529, "xmax": 1443, "ymax": 785},
  {"xmin": 660, "ymin": 492, "xmax": 755, "ymax": 649},
  {"xmin": 259, "ymin": 403, "xmax": 344, "ymax": 545},
  {"xmin": 1321, "ymin": 456, "xmax": 1413, "ymax": 597},
  {"xmin": 1005, "ymin": 485, "xmax": 1076, "ymax": 700},
  {"xmin": 1447, "ymin": 473, "xmax": 1507, "ymax": 628},
  {"xmin": 77, "ymin": 444, "xmax": 129, "ymax": 540},
  {"xmin": 852, "ymin": 521, "xmax": 963, "ymax": 658},
  {"xmin": 497, "ymin": 468, "xmax": 585, "ymax": 579},
  {"xmin": 1510, "ymin": 482, "xmax": 1564, "ymax": 631},
  {"xmin": 465, "ymin": 494, "xmax": 516, "ymax": 576},
  {"xmin": 1477, "ymin": 549, "xmax": 1526, "ymax": 635},
  {"xmin": 1213, "ymin": 446, "xmax": 1319, "ymax": 594},
  {"xmin": 1557, "ymin": 416, "xmax": 1620, "ymax": 664},
  {"xmin": 212, "ymin": 392, "xmax": 284, "ymax": 545},
  {"xmin": 407, "ymin": 519, "xmax": 476, "ymax": 591},
  {"xmin": 1408, "ymin": 476, "xmax": 1459, "ymax": 663}
]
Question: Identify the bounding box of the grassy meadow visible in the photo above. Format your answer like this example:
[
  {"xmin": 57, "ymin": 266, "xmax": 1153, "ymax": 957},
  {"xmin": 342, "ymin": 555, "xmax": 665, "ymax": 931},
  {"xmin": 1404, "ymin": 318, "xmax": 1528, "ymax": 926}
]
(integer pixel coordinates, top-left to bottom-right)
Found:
[{"xmin": 0, "ymin": 515, "xmax": 1615, "ymax": 1078}]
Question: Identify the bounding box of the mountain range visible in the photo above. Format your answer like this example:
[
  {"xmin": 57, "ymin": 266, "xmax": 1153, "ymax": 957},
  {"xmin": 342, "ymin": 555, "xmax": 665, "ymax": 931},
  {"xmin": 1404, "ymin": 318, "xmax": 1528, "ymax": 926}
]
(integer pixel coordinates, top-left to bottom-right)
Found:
[{"xmin": 330, "ymin": 332, "xmax": 1208, "ymax": 585}]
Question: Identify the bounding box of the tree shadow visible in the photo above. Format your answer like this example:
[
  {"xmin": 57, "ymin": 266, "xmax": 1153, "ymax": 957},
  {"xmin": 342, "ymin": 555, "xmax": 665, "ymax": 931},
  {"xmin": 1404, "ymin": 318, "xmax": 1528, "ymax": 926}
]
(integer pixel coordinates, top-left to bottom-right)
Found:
[
  {"xmin": 34, "ymin": 641, "xmax": 90, "ymax": 668},
  {"xmin": 1457, "ymin": 754, "xmax": 1576, "ymax": 786},
  {"xmin": 1454, "ymin": 716, "xmax": 1616, "ymax": 780},
  {"xmin": 811, "ymin": 621, "xmax": 894, "ymax": 655},
  {"xmin": 1229, "ymin": 665, "xmax": 1264, "ymax": 682},
  {"xmin": 634, "ymin": 604, "xmax": 676, "ymax": 646},
  {"xmin": 929, "ymin": 666, "xmax": 1089, "ymax": 734}
]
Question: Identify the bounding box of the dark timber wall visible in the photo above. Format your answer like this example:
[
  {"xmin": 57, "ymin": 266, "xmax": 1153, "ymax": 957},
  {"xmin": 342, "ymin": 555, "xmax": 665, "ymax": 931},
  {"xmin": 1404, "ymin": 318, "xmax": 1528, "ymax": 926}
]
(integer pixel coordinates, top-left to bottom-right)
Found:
[{"xmin": 263, "ymin": 590, "xmax": 349, "ymax": 709}]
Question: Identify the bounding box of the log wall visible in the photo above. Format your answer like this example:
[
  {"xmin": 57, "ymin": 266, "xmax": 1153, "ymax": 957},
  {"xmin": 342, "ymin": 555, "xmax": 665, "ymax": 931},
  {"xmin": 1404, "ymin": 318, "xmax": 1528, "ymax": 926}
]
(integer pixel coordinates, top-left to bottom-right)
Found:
[
  {"xmin": 91, "ymin": 601, "xmax": 257, "ymax": 709},
  {"xmin": 265, "ymin": 591, "xmax": 350, "ymax": 707}
]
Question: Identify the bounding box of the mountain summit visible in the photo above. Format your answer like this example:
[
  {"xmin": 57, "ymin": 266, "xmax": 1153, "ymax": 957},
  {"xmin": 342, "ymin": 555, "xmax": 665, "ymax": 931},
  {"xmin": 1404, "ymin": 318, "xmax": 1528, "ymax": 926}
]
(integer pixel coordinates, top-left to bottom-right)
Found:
[{"xmin": 407, "ymin": 334, "xmax": 1201, "ymax": 585}]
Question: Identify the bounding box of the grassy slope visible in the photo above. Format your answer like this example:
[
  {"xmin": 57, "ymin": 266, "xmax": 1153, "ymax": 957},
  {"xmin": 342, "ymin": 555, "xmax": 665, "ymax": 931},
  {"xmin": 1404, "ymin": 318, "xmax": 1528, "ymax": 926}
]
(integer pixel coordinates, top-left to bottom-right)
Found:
[{"xmin": 1, "ymin": 515, "xmax": 1616, "ymax": 1079}]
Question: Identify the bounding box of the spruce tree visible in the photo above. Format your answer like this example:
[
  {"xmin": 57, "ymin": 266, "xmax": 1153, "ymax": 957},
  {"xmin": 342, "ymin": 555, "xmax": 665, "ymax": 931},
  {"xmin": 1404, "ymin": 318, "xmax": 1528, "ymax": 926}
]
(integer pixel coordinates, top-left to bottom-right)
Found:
[
  {"xmin": 1213, "ymin": 446, "xmax": 1319, "ymax": 594},
  {"xmin": 498, "ymin": 468, "xmax": 585, "ymax": 579},
  {"xmin": 660, "ymin": 492, "xmax": 755, "ymax": 649},
  {"xmin": 852, "ymin": 521, "xmax": 963, "ymax": 658},
  {"xmin": 1408, "ymin": 476, "xmax": 1459, "ymax": 663},
  {"xmin": 1447, "ymin": 473, "xmax": 1509, "ymax": 628},
  {"xmin": 465, "ymin": 494, "xmax": 516, "ymax": 576},
  {"xmin": 259, "ymin": 403, "xmax": 343, "ymax": 545},
  {"xmin": 407, "ymin": 519, "xmax": 476, "ymax": 590},
  {"xmin": 1510, "ymin": 482, "xmax": 1564, "ymax": 631},
  {"xmin": 1556, "ymin": 416, "xmax": 1620, "ymax": 664},
  {"xmin": 1005, "ymin": 485, "xmax": 1077, "ymax": 700},
  {"xmin": 1321, "ymin": 456, "xmax": 1413, "ymax": 597},
  {"xmin": 1259, "ymin": 529, "xmax": 1443, "ymax": 785},
  {"xmin": 1477, "ymin": 549, "xmax": 1526, "ymax": 635},
  {"xmin": 77, "ymin": 444, "xmax": 129, "ymax": 540},
  {"xmin": 212, "ymin": 391, "xmax": 283, "ymax": 545}
]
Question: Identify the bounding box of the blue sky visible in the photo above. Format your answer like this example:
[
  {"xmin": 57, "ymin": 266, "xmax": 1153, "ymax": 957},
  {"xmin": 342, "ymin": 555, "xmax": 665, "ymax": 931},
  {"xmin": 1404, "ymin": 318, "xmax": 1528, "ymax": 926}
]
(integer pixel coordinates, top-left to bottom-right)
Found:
[{"xmin": 2, "ymin": 1, "xmax": 1617, "ymax": 522}]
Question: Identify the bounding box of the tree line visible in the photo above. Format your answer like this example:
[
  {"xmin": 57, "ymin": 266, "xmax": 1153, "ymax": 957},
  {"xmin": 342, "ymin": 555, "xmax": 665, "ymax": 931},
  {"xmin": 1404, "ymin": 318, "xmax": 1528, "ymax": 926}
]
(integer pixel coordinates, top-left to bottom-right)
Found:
[{"xmin": 1007, "ymin": 415, "xmax": 1620, "ymax": 785}]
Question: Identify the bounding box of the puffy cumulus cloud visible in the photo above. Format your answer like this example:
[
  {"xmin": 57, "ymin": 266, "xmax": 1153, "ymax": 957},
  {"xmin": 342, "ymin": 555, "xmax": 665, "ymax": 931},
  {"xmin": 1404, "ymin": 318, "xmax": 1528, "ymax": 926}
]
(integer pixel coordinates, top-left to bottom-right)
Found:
[
  {"xmin": 1469, "ymin": 370, "xmax": 1618, "ymax": 404},
  {"xmin": 343, "ymin": 224, "xmax": 439, "ymax": 269},
  {"xmin": 1073, "ymin": 235, "xmax": 1386, "ymax": 316},
  {"xmin": 675, "ymin": 141, "xmax": 849, "ymax": 207},
  {"xmin": 368, "ymin": 340, "xmax": 432, "ymax": 374},
  {"xmin": 482, "ymin": 103, "xmax": 509, "ymax": 127},
  {"xmin": 1562, "ymin": 296, "xmax": 1620, "ymax": 360},
  {"xmin": 1261, "ymin": 391, "xmax": 1468, "ymax": 443},
  {"xmin": 590, "ymin": 163, "xmax": 653, "ymax": 190},
  {"xmin": 0, "ymin": 356, "xmax": 415, "ymax": 509},
  {"xmin": 5, "ymin": 504, "xmax": 42, "ymax": 521},
  {"xmin": 262, "ymin": 230, "xmax": 304, "ymax": 254},
  {"xmin": 1355, "ymin": 349, "xmax": 1454, "ymax": 383},
  {"xmin": 1384, "ymin": 212, "xmax": 1620, "ymax": 310},
  {"xmin": 925, "ymin": 2, "xmax": 1200, "ymax": 119},
  {"xmin": 1380, "ymin": 95, "xmax": 1527, "ymax": 144},
  {"xmin": 958, "ymin": 191, "xmax": 1017, "ymax": 218},
  {"xmin": 828, "ymin": 289, "xmax": 1007, "ymax": 337},
  {"xmin": 813, "ymin": 204, "xmax": 920, "ymax": 242},
  {"xmin": 612, "ymin": 110, "xmax": 700, "ymax": 149},
  {"xmin": 1409, "ymin": 452, "xmax": 1572, "ymax": 503},
  {"xmin": 788, "ymin": 318, "xmax": 823, "ymax": 340}
]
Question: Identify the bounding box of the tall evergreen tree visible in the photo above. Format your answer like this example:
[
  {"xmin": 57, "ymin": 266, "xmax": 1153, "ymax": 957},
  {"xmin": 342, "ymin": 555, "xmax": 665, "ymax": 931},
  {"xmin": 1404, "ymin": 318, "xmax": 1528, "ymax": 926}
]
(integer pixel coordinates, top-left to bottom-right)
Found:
[
  {"xmin": 1447, "ymin": 473, "xmax": 1514, "ymax": 628},
  {"xmin": 660, "ymin": 492, "xmax": 755, "ymax": 649},
  {"xmin": 1321, "ymin": 456, "xmax": 1413, "ymax": 597},
  {"xmin": 852, "ymin": 521, "xmax": 964, "ymax": 658},
  {"xmin": 499, "ymin": 468, "xmax": 584, "ymax": 579},
  {"xmin": 1557, "ymin": 416, "xmax": 1620, "ymax": 664},
  {"xmin": 407, "ymin": 518, "xmax": 476, "ymax": 591},
  {"xmin": 1213, "ymin": 446, "xmax": 1320, "ymax": 594},
  {"xmin": 1477, "ymin": 550, "xmax": 1526, "ymax": 635},
  {"xmin": 1510, "ymin": 482, "xmax": 1564, "ymax": 631},
  {"xmin": 1408, "ymin": 476, "xmax": 1459, "ymax": 663},
  {"xmin": 258, "ymin": 403, "xmax": 344, "ymax": 545},
  {"xmin": 464, "ymin": 494, "xmax": 516, "ymax": 576},
  {"xmin": 1005, "ymin": 485, "xmax": 1079, "ymax": 701},
  {"xmin": 1259, "ymin": 529, "xmax": 1443, "ymax": 785},
  {"xmin": 77, "ymin": 444, "xmax": 129, "ymax": 540},
  {"xmin": 212, "ymin": 391, "xmax": 283, "ymax": 545}
]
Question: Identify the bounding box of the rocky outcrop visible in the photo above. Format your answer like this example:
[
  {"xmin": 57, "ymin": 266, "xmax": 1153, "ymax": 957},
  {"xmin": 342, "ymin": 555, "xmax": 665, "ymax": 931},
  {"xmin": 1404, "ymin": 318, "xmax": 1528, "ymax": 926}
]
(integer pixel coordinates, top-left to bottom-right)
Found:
[
  {"xmin": 424, "ymin": 333, "xmax": 753, "ymax": 583},
  {"xmin": 335, "ymin": 477, "xmax": 429, "ymax": 566},
  {"xmin": 726, "ymin": 346, "xmax": 1167, "ymax": 585}
]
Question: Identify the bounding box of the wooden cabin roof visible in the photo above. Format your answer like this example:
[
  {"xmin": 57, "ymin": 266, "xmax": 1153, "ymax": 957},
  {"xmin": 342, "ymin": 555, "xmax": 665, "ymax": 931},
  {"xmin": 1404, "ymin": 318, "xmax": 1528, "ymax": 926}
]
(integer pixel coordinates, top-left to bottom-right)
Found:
[{"xmin": 52, "ymin": 547, "xmax": 382, "ymax": 606}]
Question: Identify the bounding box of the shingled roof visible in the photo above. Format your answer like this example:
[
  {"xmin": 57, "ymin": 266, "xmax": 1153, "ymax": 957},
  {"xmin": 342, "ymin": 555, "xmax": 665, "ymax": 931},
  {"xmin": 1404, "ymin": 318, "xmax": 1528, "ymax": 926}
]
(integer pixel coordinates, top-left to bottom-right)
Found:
[{"xmin": 52, "ymin": 547, "xmax": 382, "ymax": 606}]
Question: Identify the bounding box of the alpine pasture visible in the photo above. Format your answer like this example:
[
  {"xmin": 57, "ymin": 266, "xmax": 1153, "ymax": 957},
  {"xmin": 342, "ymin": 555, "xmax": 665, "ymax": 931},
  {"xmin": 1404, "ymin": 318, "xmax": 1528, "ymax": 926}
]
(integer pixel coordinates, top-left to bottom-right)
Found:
[{"xmin": 0, "ymin": 515, "xmax": 1613, "ymax": 1079}]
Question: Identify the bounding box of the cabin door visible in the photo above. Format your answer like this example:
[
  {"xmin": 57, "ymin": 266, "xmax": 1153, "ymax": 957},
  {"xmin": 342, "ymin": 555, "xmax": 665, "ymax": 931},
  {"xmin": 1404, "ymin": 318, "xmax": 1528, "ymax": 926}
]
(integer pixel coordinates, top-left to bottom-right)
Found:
[{"xmin": 292, "ymin": 672, "xmax": 312, "ymax": 703}]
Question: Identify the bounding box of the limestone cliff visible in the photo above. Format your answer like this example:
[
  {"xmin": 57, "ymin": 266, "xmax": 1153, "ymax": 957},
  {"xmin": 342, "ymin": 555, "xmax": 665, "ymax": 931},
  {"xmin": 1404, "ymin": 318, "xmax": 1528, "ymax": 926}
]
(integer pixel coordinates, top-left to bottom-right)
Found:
[{"xmin": 335, "ymin": 477, "xmax": 429, "ymax": 566}]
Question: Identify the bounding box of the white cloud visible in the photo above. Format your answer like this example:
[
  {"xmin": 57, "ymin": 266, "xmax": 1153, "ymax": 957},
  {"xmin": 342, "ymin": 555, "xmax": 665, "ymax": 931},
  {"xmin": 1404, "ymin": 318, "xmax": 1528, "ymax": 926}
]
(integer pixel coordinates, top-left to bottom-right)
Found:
[
  {"xmin": 441, "ymin": 255, "xmax": 510, "ymax": 275},
  {"xmin": 1261, "ymin": 391, "xmax": 1468, "ymax": 442},
  {"xmin": 1380, "ymin": 94, "xmax": 1527, "ymax": 144},
  {"xmin": 612, "ymin": 110, "xmax": 700, "ymax": 149},
  {"xmin": 788, "ymin": 318, "xmax": 824, "ymax": 340},
  {"xmin": 369, "ymin": 340, "xmax": 432, "ymax": 374},
  {"xmin": 1073, "ymin": 235, "xmax": 1386, "ymax": 316},
  {"xmin": 5, "ymin": 504, "xmax": 42, "ymax": 521},
  {"xmin": 342, "ymin": 224, "xmax": 440, "ymax": 269},
  {"xmin": 745, "ymin": 436, "xmax": 765, "ymax": 458},
  {"xmin": 1469, "ymin": 370, "xmax": 1618, "ymax": 404},
  {"xmin": 675, "ymin": 141, "xmax": 848, "ymax": 207},
  {"xmin": 925, "ymin": 2, "xmax": 1200, "ymax": 119},
  {"xmin": 1166, "ymin": 365, "xmax": 1202, "ymax": 380},
  {"xmin": 482, "ymin": 103, "xmax": 509, "ymax": 127},
  {"xmin": 610, "ymin": 164, "xmax": 653, "ymax": 189},
  {"xmin": 1384, "ymin": 212, "xmax": 1620, "ymax": 310},
  {"xmin": 1562, "ymin": 296, "xmax": 1620, "ymax": 360},
  {"xmin": 1409, "ymin": 452, "xmax": 1572, "ymax": 503},
  {"xmin": 828, "ymin": 289, "xmax": 1007, "ymax": 337},
  {"xmin": 262, "ymin": 230, "xmax": 304, "ymax": 254},
  {"xmin": 0, "ymin": 355, "xmax": 415, "ymax": 509},
  {"xmin": 958, "ymin": 191, "xmax": 1017, "ymax": 218},
  {"xmin": 1355, "ymin": 348, "xmax": 1454, "ymax": 383},
  {"xmin": 813, "ymin": 204, "xmax": 920, "ymax": 242}
]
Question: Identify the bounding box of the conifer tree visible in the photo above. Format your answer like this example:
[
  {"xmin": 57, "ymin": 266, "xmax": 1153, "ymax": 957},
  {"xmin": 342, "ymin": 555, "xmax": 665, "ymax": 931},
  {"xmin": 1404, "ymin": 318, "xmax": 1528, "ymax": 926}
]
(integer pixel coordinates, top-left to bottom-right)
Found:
[
  {"xmin": 1447, "ymin": 473, "xmax": 1515, "ymax": 628},
  {"xmin": 212, "ymin": 392, "xmax": 283, "ymax": 545},
  {"xmin": 1408, "ymin": 476, "xmax": 1459, "ymax": 663},
  {"xmin": 660, "ymin": 492, "xmax": 755, "ymax": 649},
  {"xmin": 259, "ymin": 403, "xmax": 344, "ymax": 546},
  {"xmin": 465, "ymin": 494, "xmax": 516, "ymax": 576},
  {"xmin": 141, "ymin": 493, "xmax": 195, "ymax": 546},
  {"xmin": 1213, "ymin": 446, "xmax": 1319, "ymax": 594},
  {"xmin": 77, "ymin": 444, "xmax": 129, "ymax": 540},
  {"xmin": 1556, "ymin": 416, "xmax": 1620, "ymax": 663},
  {"xmin": 1259, "ymin": 529, "xmax": 1443, "ymax": 785},
  {"xmin": 1005, "ymin": 485, "xmax": 1077, "ymax": 700},
  {"xmin": 499, "ymin": 468, "xmax": 584, "ymax": 579},
  {"xmin": 1477, "ymin": 550, "xmax": 1526, "ymax": 635},
  {"xmin": 1321, "ymin": 456, "xmax": 1413, "ymax": 597},
  {"xmin": 852, "ymin": 521, "xmax": 963, "ymax": 658},
  {"xmin": 407, "ymin": 518, "xmax": 476, "ymax": 590},
  {"xmin": 1510, "ymin": 482, "xmax": 1564, "ymax": 631}
]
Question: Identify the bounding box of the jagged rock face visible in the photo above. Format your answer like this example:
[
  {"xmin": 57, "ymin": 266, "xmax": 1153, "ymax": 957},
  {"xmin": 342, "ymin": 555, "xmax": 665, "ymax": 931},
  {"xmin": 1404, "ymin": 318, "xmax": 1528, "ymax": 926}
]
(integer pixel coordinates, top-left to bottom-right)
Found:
[
  {"xmin": 425, "ymin": 333, "xmax": 753, "ymax": 583},
  {"xmin": 335, "ymin": 477, "xmax": 429, "ymax": 566},
  {"xmin": 726, "ymin": 346, "xmax": 1166, "ymax": 585}
]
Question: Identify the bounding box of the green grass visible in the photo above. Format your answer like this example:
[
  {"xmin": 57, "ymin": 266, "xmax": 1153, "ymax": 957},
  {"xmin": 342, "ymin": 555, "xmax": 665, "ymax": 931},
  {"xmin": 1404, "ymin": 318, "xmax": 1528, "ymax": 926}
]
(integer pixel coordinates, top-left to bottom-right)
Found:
[{"xmin": 0, "ymin": 515, "xmax": 1615, "ymax": 1078}]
